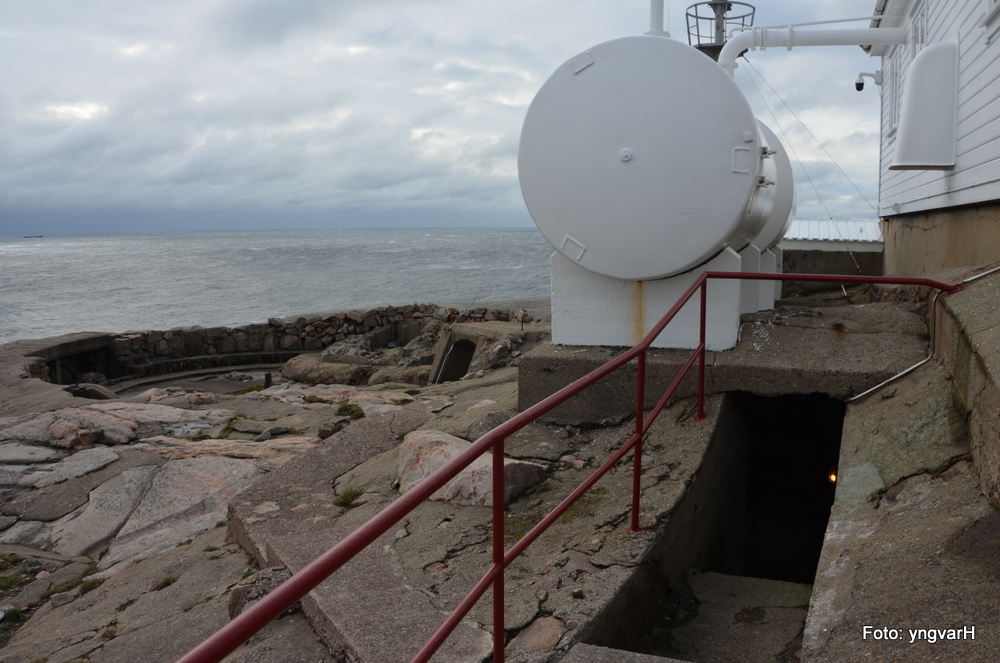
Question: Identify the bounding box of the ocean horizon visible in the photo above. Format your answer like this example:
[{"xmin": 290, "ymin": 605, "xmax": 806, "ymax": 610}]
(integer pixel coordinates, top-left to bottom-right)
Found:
[{"xmin": 0, "ymin": 227, "xmax": 553, "ymax": 344}]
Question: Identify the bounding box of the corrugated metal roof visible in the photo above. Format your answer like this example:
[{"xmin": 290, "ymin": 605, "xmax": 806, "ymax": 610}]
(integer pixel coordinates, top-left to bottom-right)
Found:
[{"xmin": 783, "ymin": 219, "xmax": 883, "ymax": 243}]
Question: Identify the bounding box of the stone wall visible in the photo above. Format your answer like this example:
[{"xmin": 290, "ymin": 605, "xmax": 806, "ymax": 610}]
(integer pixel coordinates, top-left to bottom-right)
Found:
[
  {"xmin": 780, "ymin": 248, "xmax": 884, "ymax": 296},
  {"xmin": 109, "ymin": 303, "xmax": 526, "ymax": 374}
]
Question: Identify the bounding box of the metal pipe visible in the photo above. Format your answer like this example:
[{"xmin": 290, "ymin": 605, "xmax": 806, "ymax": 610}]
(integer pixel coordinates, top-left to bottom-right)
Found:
[
  {"xmin": 848, "ymin": 263, "xmax": 1000, "ymax": 403},
  {"xmin": 730, "ymin": 15, "xmax": 903, "ymax": 38},
  {"xmin": 639, "ymin": 345, "xmax": 703, "ymax": 439},
  {"xmin": 704, "ymin": 271, "xmax": 964, "ymax": 294},
  {"xmin": 847, "ymin": 288, "xmax": 944, "ymax": 403},
  {"xmin": 411, "ymin": 563, "xmax": 504, "ymax": 663},
  {"xmin": 631, "ymin": 351, "xmax": 647, "ymax": 533},
  {"xmin": 719, "ymin": 26, "xmax": 908, "ymax": 77},
  {"xmin": 959, "ymin": 262, "xmax": 1000, "ymax": 286},
  {"xmin": 712, "ymin": 1, "xmax": 727, "ymax": 45},
  {"xmin": 646, "ymin": 0, "xmax": 668, "ymax": 36},
  {"xmin": 697, "ymin": 281, "xmax": 707, "ymax": 420},
  {"xmin": 492, "ymin": 437, "xmax": 505, "ymax": 663}
]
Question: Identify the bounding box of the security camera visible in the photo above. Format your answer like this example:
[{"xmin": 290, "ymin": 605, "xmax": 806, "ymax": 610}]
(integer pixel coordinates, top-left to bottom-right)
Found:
[{"xmin": 855, "ymin": 71, "xmax": 882, "ymax": 92}]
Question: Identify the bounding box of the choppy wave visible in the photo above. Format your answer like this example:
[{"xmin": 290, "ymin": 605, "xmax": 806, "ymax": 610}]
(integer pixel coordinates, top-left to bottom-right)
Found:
[{"xmin": 0, "ymin": 227, "xmax": 552, "ymax": 343}]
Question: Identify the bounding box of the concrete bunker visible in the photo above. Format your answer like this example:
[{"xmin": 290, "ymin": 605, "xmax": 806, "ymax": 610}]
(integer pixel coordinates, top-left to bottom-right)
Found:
[
  {"xmin": 26, "ymin": 333, "xmax": 122, "ymax": 385},
  {"xmin": 429, "ymin": 326, "xmax": 528, "ymax": 384},
  {"xmin": 434, "ymin": 338, "xmax": 477, "ymax": 383}
]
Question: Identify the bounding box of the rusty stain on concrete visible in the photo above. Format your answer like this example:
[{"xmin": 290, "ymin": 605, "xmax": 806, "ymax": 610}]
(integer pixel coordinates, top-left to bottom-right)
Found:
[{"xmin": 633, "ymin": 281, "xmax": 646, "ymax": 346}]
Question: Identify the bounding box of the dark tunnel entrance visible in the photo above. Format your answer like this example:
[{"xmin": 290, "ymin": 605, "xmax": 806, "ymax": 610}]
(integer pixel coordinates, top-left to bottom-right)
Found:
[
  {"xmin": 435, "ymin": 339, "xmax": 477, "ymax": 383},
  {"xmin": 737, "ymin": 392, "xmax": 845, "ymax": 585},
  {"xmin": 634, "ymin": 392, "xmax": 847, "ymax": 659}
]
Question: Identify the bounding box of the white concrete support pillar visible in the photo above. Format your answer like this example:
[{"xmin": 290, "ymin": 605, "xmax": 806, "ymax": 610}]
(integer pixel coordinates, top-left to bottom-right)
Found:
[
  {"xmin": 770, "ymin": 246, "xmax": 784, "ymax": 300},
  {"xmin": 551, "ymin": 248, "xmax": 742, "ymax": 351},
  {"xmin": 738, "ymin": 243, "xmax": 762, "ymax": 315},
  {"xmin": 759, "ymin": 248, "xmax": 779, "ymax": 311}
]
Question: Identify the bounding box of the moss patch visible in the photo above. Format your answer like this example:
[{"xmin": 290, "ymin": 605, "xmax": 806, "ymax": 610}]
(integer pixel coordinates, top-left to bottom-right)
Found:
[
  {"xmin": 182, "ymin": 596, "xmax": 214, "ymax": 613},
  {"xmin": 0, "ymin": 554, "xmax": 23, "ymax": 571},
  {"xmin": 217, "ymin": 418, "xmax": 238, "ymax": 439},
  {"xmin": 0, "ymin": 575, "xmax": 23, "ymax": 591},
  {"xmin": 505, "ymin": 515, "xmax": 543, "ymax": 546},
  {"xmin": 334, "ymin": 487, "xmax": 366, "ymax": 507},
  {"xmin": 154, "ymin": 576, "xmax": 178, "ymax": 591},
  {"xmin": 560, "ymin": 487, "xmax": 607, "ymax": 521},
  {"xmin": 0, "ymin": 608, "xmax": 25, "ymax": 647},
  {"xmin": 40, "ymin": 579, "xmax": 81, "ymax": 600},
  {"xmin": 226, "ymin": 384, "xmax": 266, "ymax": 396},
  {"xmin": 79, "ymin": 578, "xmax": 105, "ymax": 595},
  {"xmin": 335, "ymin": 402, "xmax": 365, "ymax": 420}
]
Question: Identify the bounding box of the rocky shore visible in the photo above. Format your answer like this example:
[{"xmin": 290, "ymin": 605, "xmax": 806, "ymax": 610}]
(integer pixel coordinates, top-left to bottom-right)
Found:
[
  {"xmin": 2, "ymin": 279, "xmax": 999, "ymax": 663},
  {"xmin": 0, "ymin": 299, "xmax": 556, "ymax": 662}
]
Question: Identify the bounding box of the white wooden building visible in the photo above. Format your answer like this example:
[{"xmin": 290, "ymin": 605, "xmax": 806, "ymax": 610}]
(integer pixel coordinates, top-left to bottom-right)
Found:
[{"xmin": 871, "ymin": 0, "xmax": 1000, "ymax": 274}]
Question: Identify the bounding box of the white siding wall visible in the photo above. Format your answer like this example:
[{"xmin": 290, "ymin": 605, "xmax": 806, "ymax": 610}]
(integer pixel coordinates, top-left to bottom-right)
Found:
[{"xmin": 880, "ymin": 0, "xmax": 1000, "ymax": 216}]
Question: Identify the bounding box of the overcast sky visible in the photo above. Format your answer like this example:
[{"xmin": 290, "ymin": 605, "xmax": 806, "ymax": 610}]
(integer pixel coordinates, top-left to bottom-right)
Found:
[{"xmin": 0, "ymin": 0, "xmax": 884, "ymax": 234}]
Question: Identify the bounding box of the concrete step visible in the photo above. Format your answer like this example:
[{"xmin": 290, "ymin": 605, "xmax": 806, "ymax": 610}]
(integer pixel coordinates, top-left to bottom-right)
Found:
[
  {"xmin": 225, "ymin": 385, "xmax": 733, "ymax": 662},
  {"xmin": 563, "ymin": 643, "xmax": 691, "ymax": 662},
  {"xmin": 644, "ymin": 571, "xmax": 810, "ymax": 663},
  {"xmin": 228, "ymin": 405, "xmax": 494, "ymax": 663}
]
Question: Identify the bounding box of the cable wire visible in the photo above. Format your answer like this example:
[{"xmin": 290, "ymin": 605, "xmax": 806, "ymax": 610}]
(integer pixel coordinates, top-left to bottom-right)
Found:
[
  {"xmin": 743, "ymin": 58, "xmax": 879, "ymax": 215},
  {"xmin": 740, "ymin": 55, "xmax": 864, "ymax": 273}
]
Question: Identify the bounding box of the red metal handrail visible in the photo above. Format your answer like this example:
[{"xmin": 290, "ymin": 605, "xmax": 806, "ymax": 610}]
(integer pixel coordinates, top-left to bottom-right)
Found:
[{"xmin": 176, "ymin": 271, "xmax": 962, "ymax": 663}]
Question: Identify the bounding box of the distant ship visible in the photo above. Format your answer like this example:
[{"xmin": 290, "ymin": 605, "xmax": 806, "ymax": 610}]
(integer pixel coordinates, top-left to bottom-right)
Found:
[{"xmin": 23, "ymin": 235, "xmax": 42, "ymax": 238}]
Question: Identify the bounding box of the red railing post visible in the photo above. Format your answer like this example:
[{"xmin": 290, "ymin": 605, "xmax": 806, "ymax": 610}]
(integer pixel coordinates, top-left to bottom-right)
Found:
[
  {"xmin": 696, "ymin": 280, "xmax": 707, "ymax": 421},
  {"xmin": 630, "ymin": 351, "xmax": 646, "ymax": 533},
  {"xmin": 492, "ymin": 437, "xmax": 505, "ymax": 663}
]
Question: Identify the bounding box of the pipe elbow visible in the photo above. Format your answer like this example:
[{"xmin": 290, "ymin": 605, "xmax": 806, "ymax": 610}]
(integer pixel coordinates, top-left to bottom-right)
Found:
[{"xmin": 718, "ymin": 30, "xmax": 755, "ymax": 77}]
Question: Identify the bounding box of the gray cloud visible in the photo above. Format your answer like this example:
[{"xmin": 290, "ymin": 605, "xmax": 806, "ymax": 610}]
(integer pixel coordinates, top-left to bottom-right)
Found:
[{"xmin": 0, "ymin": 0, "xmax": 885, "ymax": 232}]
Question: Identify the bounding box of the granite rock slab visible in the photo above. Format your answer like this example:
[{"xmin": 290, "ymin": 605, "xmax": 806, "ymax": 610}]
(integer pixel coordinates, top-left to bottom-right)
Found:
[
  {"xmin": 26, "ymin": 446, "xmax": 120, "ymax": 488},
  {"xmin": 0, "ymin": 443, "xmax": 63, "ymax": 464},
  {"xmin": 51, "ymin": 464, "xmax": 159, "ymax": 558},
  {"xmin": 1, "ymin": 448, "xmax": 169, "ymax": 522},
  {"xmin": 0, "ymin": 403, "xmax": 234, "ymax": 449},
  {"xmin": 102, "ymin": 457, "xmax": 259, "ymax": 569},
  {"xmin": 132, "ymin": 435, "xmax": 318, "ymax": 469},
  {"xmin": 398, "ymin": 429, "xmax": 548, "ymax": 506}
]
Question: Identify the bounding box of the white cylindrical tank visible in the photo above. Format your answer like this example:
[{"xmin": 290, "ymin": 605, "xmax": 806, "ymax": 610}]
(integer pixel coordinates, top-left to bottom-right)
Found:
[
  {"xmin": 753, "ymin": 120, "xmax": 796, "ymax": 250},
  {"xmin": 518, "ymin": 35, "xmax": 790, "ymax": 281}
]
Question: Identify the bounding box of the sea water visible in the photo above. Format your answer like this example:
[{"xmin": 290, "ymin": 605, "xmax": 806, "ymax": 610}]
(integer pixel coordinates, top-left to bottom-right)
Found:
[{"xmin": 0, "ymin": 228, "xmax": 553, "ymax": 344}]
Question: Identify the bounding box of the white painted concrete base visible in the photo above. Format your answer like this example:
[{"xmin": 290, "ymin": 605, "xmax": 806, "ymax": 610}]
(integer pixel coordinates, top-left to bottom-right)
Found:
[
  {"xmin": 738, "ymin": 243, "xmax": 762, "ymax": 315},
  {"xmin": 759, "ymin": 247, "xmax": 779, "ymax": 311},
  {"xmin": 770, "ymin": 246, "xmax": 783, "ymax": 300},
  {"xmin": 550, "ymin": 249, "xmax": 742, "ymax": 351}
]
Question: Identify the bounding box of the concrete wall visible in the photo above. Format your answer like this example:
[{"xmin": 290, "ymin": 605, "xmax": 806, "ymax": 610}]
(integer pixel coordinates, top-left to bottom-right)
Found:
[
  {"xmin": 935, "ymin": 269, "xmax": 1000, "ymax": 510},
  {"xmin": 883, "ymin": 202, "xmax": 1000, "ymax": 276},
  {"xmin": 575, "ymin": 393, "xmax": 746, "ymax": 651},
  {"xmin": 780, "ymin": 248, "xmax": 884, "ymax": 295},
  {"xmin": 650, "ymin": 393, "xmax": 750, "ymax": 586}
]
